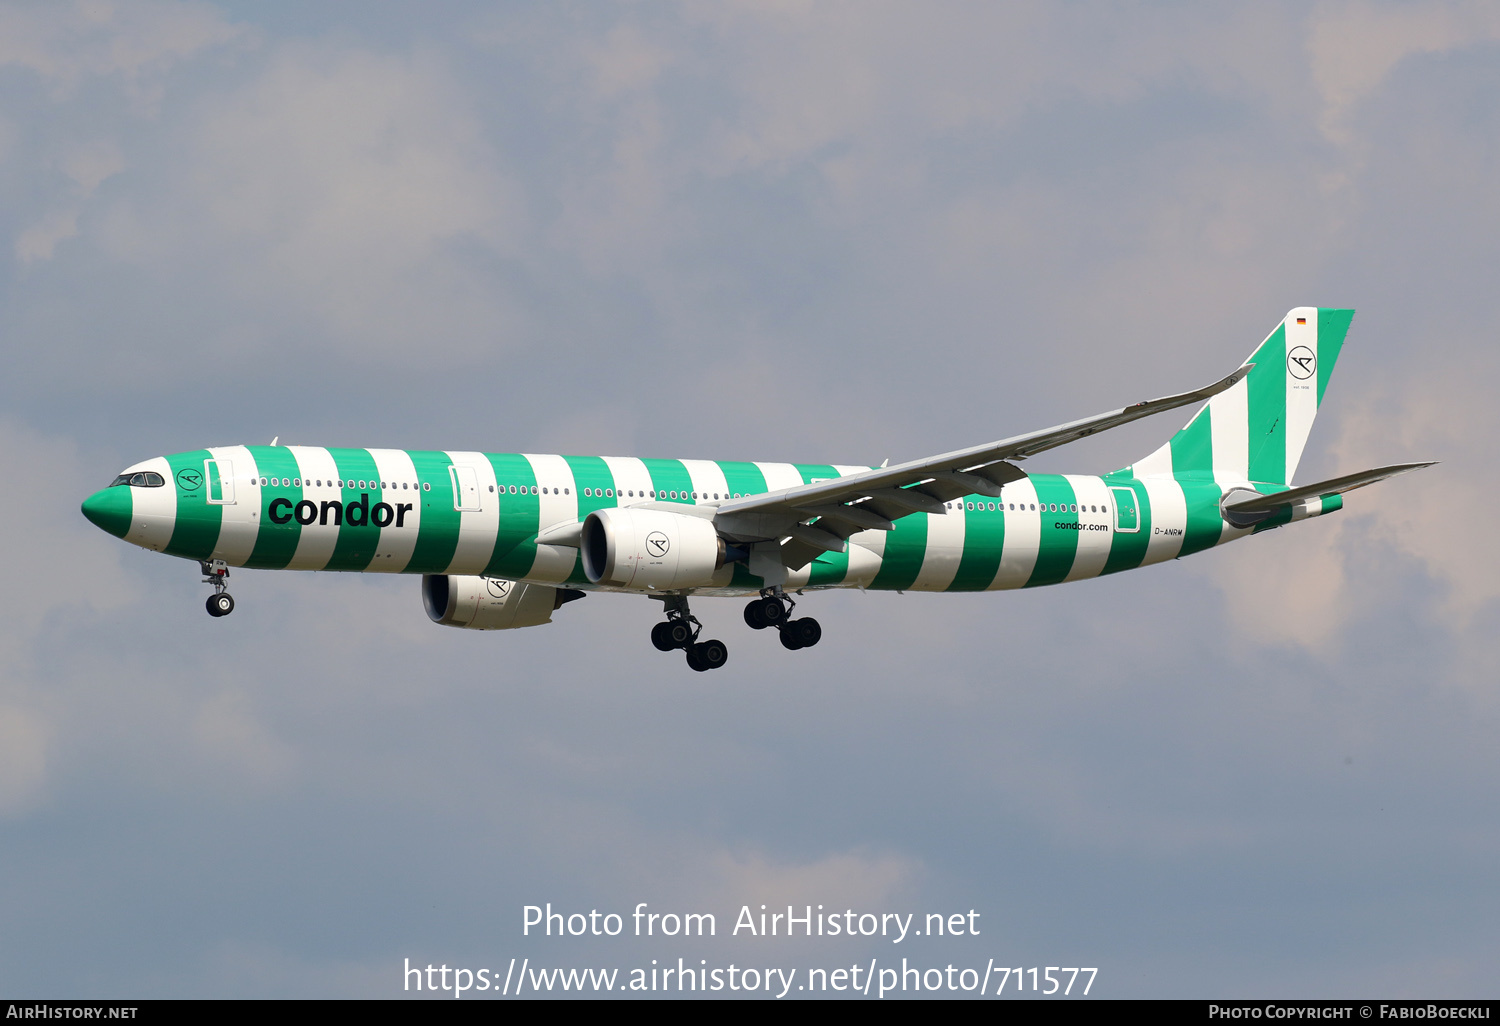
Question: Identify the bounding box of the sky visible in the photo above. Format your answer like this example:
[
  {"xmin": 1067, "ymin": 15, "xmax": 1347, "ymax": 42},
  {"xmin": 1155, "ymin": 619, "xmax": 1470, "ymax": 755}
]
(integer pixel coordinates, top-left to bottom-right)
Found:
[{"xmin": 1, "ymin": 0, "xmax": 1497, "ymax": 1000}]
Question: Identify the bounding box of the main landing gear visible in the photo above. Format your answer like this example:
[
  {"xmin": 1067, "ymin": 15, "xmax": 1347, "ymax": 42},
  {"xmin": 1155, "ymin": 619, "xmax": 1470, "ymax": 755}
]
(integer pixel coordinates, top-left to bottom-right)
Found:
[
  {"xmin": 201, "ymin": 560, "xmax": 235, "ymax": 617},
  {"xmin": 650, "ymin": 594, "xmax": 729, "ymax": 672},
  {"xmin": 744, "ymin": 589, "xmax": 821, "ymax": 651}
]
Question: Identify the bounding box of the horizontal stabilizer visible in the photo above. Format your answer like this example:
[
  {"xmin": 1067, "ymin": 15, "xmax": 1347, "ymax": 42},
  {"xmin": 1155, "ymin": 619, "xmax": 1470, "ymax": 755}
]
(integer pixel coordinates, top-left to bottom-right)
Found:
[{"xmin": 1225, "ymin": 462, "xmax": 1437, "ymax": 515}]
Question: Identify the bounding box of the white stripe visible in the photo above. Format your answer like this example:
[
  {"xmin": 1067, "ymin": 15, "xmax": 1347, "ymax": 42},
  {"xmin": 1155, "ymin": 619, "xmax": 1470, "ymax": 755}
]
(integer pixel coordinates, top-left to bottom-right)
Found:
[
  {"xmin": 991, "ymin": 478, "xmax": 1040, "ymax": 590},
  {"xmin": 1062, "ymin": 475, "xmax": 1113, "ymax": 582},
  {"xmin": 444, "ymin": 451, "xmax": 502, "ymax": 576},
  {"xmin": 600, "ymin": 456, "xmax": 653, "ymax": 505},
  {"xmin": 1139, "ymin": 477, "xmax": 1188, "ymax": 565},
  {"xmin": 1132, "ymin": 435, "xmax": 1174, "ymax": 479},
  {"xmin": 208, "ymin": 445, "xmax": 261, "ymax": 566},
  {"xmin": 368, "ymin": 449, "xmax": 423, "ymax": 573},
  {"xmin": 285, "ymin": 447, "xmax": 342, "ymax": 570},
  {"xmin": 1210, "ymin": 377, "xmax": 1249, "ymax": 488},
  {"xmin": 122, "ymin": 456, "xmax": 176, "ymax": 552},
  {"xmin": 681, "ymin": 459, "xmax": 730, "ymax": 503},
  {"xmin": 520, "ymin": 453, "xmax": 578, "ymax": 583},
  {"xmin": 754, "ymin": 462, "xmax": 806, "ymax": 494},
  {"xmin": 910, "ymin": 505, "xmax": 965, "ymax": 592},
  {"xmin": 844, "ymin": 534, "xmax": 884, "ymax": 587},
  {"xmin": 1284, "ymin": 307, "xmax": 1319, "ymax": 484}
]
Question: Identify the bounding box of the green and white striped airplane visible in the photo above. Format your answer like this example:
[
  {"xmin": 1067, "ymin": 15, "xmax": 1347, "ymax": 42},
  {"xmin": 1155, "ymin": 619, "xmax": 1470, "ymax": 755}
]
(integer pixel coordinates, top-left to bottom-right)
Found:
[{"xmin": 82, "ymin": 308, "xmax": 1430, "ymax": 671}]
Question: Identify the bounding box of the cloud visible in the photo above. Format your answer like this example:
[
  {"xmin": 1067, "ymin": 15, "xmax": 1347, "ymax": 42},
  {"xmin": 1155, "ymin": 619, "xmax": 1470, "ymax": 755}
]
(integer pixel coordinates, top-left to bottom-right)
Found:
[
  {"xmin": 0, "ymin": 0, "xmax": 245, "ymax": 103},
  {"xmin": 1307, "ymin": 0, "xmax": 1500, "ymax": 144},
  {"xmin": 93, "ymin": 42, "xmax": 525, "ymax": 365}
]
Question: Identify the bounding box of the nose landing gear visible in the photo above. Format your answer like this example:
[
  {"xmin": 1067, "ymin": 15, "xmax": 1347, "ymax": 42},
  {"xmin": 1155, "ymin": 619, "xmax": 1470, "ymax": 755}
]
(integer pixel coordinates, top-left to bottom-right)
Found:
[
  {"xmin": 650, "ymin": 594, "xmax": 729, "ymax": 672},
  {"xmin": 745, "ymin": 589, "xmax": 821, "ymax": 651},
  {"xmin": 201, "ymin": 560, "xmax": 235, "ymax": 617}
]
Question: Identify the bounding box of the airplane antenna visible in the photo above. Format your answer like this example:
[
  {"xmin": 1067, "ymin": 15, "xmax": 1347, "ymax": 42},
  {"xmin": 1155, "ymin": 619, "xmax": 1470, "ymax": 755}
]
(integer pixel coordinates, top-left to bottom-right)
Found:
[{"xmin": 270, "ymin": 436, "xmax": 279, "ymax": 446}]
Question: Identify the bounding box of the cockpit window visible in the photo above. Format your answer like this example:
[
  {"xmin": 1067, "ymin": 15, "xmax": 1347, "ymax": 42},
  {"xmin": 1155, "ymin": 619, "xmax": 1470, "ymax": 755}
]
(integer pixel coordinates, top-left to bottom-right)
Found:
[{"xmin": 110, "ymin": 471, "xmax": 165, "ymax": 488}]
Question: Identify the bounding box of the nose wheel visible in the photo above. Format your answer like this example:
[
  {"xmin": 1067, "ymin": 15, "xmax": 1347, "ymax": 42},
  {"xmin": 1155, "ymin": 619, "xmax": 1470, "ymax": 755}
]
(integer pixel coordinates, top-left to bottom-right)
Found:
[
  {"xmin": 201, "ymin": 560, "xmax": 235, "ymax": 617},
  {"xmin": 650, "ymin": 594, "xmax": 729, "ymax": 671},
  {"xmin": 745, "ymin": 590, "xmax": 821, "ymax": 651}
]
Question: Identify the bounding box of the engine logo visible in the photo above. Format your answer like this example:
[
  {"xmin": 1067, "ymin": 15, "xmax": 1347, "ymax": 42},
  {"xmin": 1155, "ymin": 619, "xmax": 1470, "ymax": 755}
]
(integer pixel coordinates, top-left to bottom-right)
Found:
[
  {"xmin": 486, "ymin": 578, "xmax": 512, "ymax": 598},
  {"xmin": 646, "ymin": 531, "xmax": 670, "ymax": 558}
]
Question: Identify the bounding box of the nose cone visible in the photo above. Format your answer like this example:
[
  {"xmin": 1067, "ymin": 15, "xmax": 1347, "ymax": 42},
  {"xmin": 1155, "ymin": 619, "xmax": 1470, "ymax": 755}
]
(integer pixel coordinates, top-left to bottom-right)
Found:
[{"xmin": 81, "ymin": 487, "xmax": 132, "ymax": 539}]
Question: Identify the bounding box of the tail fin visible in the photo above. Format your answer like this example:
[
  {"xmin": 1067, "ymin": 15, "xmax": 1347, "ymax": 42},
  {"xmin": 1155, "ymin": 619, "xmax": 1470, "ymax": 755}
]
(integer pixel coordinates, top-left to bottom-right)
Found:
[{"xmin": 1127, "ymin": 307, "xmax": 1353, "ymax": 487}]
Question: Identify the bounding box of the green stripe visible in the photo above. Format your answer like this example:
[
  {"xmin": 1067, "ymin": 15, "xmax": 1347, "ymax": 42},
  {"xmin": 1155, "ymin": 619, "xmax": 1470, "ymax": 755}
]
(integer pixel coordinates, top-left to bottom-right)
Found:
[
  {"xmin": 640, "ymin": 458, "xmax": 694, "ymax": 503},
  {"xmin": 1246, "ymin": 325, "xmax": 1288, "ymax": 485},
  {"xmin": 163, "ymin": 449, "xmax": 221, "ymax": 561},
  {"xmin": 405, "ymin": 451, "xmax": 461, "ymax": 574},
  {"xmin": 1178, "ymin": 480, "xmax": 1225, "ymax": 557},
  {"xmin": 1025, "ymin": 475, "xmax": 1080, "ymax": 587},
  {"xmin": 561, "ymin": 455, "xmax": 617, "ymax": 584},
  {"xmin": 717, "ymin": 461, "xmax": 768, "ymax": 499},
  {"xmin": 1316, "ymin": 309, "xmax": 1353, "ymax": 406},
  {"xmin": 324, "ymin": 448, "xmax": 383, "ymax": 572},
  {"xmin": 1100, "ymin": 475, "xmax": 1151, "ymax": 576},
  {"xmin": 869, "ymin": 511, "xmax": 928, "ymax": 591},
  {"xmin": 244, "ymin": 446, "xmax": 304, "ymax": 570},
  {"xmin": 1170, "ymin": 405, "xmax": 1214, "ymax": 479},
  {"xmin": 806, "ymin": 550, "xmax": 850, "ymax": 587},
  {"xmin": 796, "ymin": 463, "xmax": 849, "ymax": 586},
  {"xmin": 948, "ymin": 500, "xmax": 1005, "ymax": 591},
  {"xmin": 481, "ymin": 453, "xmax": 538, "ymax": 578}
]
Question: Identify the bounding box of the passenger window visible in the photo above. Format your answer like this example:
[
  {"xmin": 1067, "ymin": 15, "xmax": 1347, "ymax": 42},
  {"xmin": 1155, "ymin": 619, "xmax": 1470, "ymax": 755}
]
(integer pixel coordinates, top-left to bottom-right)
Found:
[{"xmin": 423, "ymin": 483, "xmax": 431, "ymax": 491}]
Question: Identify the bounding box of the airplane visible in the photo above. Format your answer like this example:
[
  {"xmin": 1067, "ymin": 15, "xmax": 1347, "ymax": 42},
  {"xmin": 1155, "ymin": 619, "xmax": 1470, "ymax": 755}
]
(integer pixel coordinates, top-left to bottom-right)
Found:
[{"xmin": 81, "ymin": 308, "xmax": 1432, "ymax": 671}]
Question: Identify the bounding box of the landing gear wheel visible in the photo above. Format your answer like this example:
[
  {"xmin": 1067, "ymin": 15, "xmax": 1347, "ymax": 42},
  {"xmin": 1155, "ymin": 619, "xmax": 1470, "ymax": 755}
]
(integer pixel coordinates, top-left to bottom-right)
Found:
[
  {"xmin": 206, "ymin": 593, "xmax": 234, "ymax": 617},
  {"xmin": 788, "ymin": 617, "xmax": 821, "ymax": 648},
  {"xmin": 666, "ymin": 620, "xmax": 693, "ymax": 648},
  {"xmin": 744, "ymin": 600, "xmax": 767, "ymax": 630},
  {"xmin": 694, "ymin": 639, "xmax": 728, "ymax": 670},
  {"xmin": 686, "ymin": 646, "xmax": 708, "ymax": 671},
  {"xmin": 651, "ymin": 621, "xmax": 677, "ymax": 651},
  {"xmin": 745, "ymin": 595, "xmax": 787, "ymax": 630},
  {"xmin": 779, "ymin": 627, "xmax": 804, "ymax": 651}
]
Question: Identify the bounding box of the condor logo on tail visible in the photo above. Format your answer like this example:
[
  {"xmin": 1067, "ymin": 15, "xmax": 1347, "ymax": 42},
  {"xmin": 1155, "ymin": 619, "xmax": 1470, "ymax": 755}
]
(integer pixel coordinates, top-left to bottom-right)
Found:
[{"xmin": 1288, "ymin": 345, "xmax": 1316, "ymax": 380}]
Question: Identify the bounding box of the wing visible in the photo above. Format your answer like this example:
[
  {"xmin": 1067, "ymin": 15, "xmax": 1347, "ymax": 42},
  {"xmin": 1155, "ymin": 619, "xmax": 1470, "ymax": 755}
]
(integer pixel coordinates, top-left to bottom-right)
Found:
[
  {"xmin": 1222, "ymin": 462, "xmax": 1436, "ymax": 526},
  {"xmin": 713, "ymin": 365, "xmax": 1253, "ymax": 568}
]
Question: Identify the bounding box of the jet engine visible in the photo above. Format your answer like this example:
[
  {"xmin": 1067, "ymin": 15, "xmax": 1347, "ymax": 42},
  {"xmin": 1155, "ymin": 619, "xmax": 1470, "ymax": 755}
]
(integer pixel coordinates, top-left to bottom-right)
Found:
[
  {"xmin": 580, "ymin": 507, "xmax": 732, "ymax": 589},
  {"xmin": 422, "ymin": 574, "xmax": 584, "ymax": 630}
]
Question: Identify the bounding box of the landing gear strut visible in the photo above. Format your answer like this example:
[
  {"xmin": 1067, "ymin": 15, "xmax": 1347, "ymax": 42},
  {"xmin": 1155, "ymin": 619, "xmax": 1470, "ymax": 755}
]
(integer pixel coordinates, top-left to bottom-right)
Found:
[
  {"xmin": 745, "ymin": 588, "xmax": 821, "ymax": 651},
  {"xmin": 201, "ymin": 560, "xmax": 234, "ymax": 617},
  {"xmin": 650, "ymin": 594, "xmax": 728, "ymax": 672}
]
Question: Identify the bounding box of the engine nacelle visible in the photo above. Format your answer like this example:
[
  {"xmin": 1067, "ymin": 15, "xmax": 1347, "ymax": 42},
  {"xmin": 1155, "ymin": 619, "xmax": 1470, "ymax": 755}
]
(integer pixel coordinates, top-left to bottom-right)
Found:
[
  {"xmin": 581, "ymin": 507, "xmax": 727, "ymax": 589},
  {"xmin": 422, "ymin": 574, "xmax": 584, "ymax": 630}
]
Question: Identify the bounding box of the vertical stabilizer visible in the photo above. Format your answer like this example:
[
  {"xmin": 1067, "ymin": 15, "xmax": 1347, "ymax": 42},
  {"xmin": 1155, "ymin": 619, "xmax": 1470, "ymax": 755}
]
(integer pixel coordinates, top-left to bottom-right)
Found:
[{"xmin": 1127, "ymin": 308, "xmax": 1352, "ymax": 487}]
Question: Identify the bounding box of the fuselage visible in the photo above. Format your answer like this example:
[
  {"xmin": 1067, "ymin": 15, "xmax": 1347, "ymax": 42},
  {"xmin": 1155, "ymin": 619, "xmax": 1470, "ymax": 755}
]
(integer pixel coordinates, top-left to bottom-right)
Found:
[{"xmin": 81, "ymin": 445, "xmax": 1320, "ymax": 595}]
